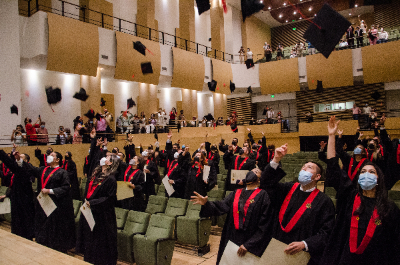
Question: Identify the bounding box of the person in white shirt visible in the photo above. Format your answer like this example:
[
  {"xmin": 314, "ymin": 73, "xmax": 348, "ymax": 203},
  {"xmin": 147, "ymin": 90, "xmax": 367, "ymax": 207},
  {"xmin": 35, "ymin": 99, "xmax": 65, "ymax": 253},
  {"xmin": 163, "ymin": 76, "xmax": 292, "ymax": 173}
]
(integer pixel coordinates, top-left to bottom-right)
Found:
[
  {"xmin": 246, "ymin": 48, "xmax": 254, "ymax": 68},
  {"xmin": 339, "ymin": 39, "xmax": 348, "ymax": 50},
  {"xmin": 377, "ymin": 28, "xmax": 388, "ymax": 44},
  {"xmin": 363, "ymin": 103, "xmax": 372, "ymax": 129},
  {"xmin": 290, "ymin": 47, "xmax": 297, "ymax": 59},
  {"xmin": 267, "ymin": 108, "xmax": 275, "ymax": 124},
  {"xmin": 295, "ymin": 41, "xmax": 304, "ymax": 57}
]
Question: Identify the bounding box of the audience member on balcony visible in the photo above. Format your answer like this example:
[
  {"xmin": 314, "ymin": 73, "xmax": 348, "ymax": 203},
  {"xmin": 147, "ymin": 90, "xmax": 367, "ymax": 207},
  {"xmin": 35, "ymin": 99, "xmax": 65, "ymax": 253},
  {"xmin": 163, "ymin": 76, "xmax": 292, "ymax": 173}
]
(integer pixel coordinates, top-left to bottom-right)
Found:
[
  {"xmin": 290, "ymin": 47, "xmax": 297, "ymax": 59},
  {"xmin": 157, "ymin": 108, "xmax": 168, "ymax": 128},
  {"xmin": 370, "ymin": 108, "xmax": 378, "ymax": 123},
  {"xmin": 263, "ymin": 42, "xmax": 272, "ymax": 62},
  {"xmin": 130, "ymin": 115, "xmax": 140, "ymax": 134},
  {"xmin": 267, "ymin": 107, "xmax": 275, "ymax": 124},
  {"xmin": 169, "ymin": 107, "xmax": 177, "ymax": 125},
  {"xmin": 277, "ymin": 111, "xmax": 283, "ymax": 123},
  {"xmin": 351, "ymin": 103, "xmax": 361, "ymax": 120},
  {"xmin": 377, "ymin": 28, "xmax": 388, "ymax": 44},
  {"xmin": 199, "ymin": 117, "xmax": 207, "ymax": 127},
  {"xmin": 217, "ymin": 117, "xmax": 224, "ymax": 126},
  {"xmin": 355, "ymin": 26, "xmax": 364, "ymax": 48},
  {"xmin": 305, "ymin": 112, "xmax": 314, "ymax": 123},
  {"xmin": 339, "ymin": 39, "xmax": 348, "ymax": 50},
  {"xmin": 178, "ymin": 110, "xmax": 186, "ymax": 128},
  {"xmin": 368, "ymin": 25, "xmax": 378, "ymax": 45},
  {"xmin": 64, "ymin": 128, "xmax": 73, "ymax": 144},
  {"xmin": 73, "ymin": 123, "xmax": 83, "ymax": 144},
  {"xmin": 363, "ymin": 103, "xmax": 372, "ymax": 129},
  {"xmin": 55, "ymin": 126, "xmax": 67, "ymax": 145},
  {"xmin": 358, "ymin": 16, "xmax": 367, "ymax": 33},
  {"xmin": 189, "ymin": 116, "xmax": 197, "ymax": 127},
  {"xmin": 11, "ymin": 125, "xmax": 26, "ymax": 146},
  {"xmin": 238, "ymin": 46, "xmax": 245, "ymax": 64},
  {"xmin": 306, "ymin": 40, "xmax": 316, "ymax": 55},
  {"xmin": 246, "ymin": 48, "xmax": 254, "ymax": 66},
  {"xmin": 346, "ymin": 26, "xmax": 355, "ymax": 49},
  {"xmin": 295, "ymin": 41, "xmax": 304, "ymax": 57},
  {"xmin": 36, "ymin": 122, "xmax": 49, "ymax": 146},
  {"xmin": 25, "ymin": 117, "xmax": 40, "ymax": 146},
  {"xmin": 276, "ymin": 43, "xmax": 283, "ymax": 60},
  {"xmin": 95, "ymin": 113, "xmax": 107, "ymax": 140}
]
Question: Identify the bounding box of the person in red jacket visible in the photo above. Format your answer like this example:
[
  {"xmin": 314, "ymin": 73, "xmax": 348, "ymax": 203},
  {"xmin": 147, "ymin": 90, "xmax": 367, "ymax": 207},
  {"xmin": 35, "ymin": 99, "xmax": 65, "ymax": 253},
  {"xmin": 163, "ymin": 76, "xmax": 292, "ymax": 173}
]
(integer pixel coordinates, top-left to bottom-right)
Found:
[{"xmin": 24, "ymin": 117, "xmax": 40, "ymax": 146}]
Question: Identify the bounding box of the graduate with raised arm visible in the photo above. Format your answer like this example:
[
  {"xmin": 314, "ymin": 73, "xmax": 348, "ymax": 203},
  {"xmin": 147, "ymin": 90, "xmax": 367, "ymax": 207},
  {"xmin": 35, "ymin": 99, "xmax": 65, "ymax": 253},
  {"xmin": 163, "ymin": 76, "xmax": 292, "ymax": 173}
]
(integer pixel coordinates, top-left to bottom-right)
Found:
[
  {"xmin": 204, "ymin": 134, "xmax": 220, "ymax": 174},
  {"xmin": 191, "ymin": 168, "xmax": 273, "ymax": 264},
  {"xmin": 260, "ymin": 144, "xmax": 335, "ymax": 265},
  {"xmin": 164, "ymin": 150, "xmax": 186, "ymax": 198},
  {"xmin": 321, "ymin": 116, "xmax": 400, "ymax": 264},
  {"xmin": 141, "ymin": 150, "xmax": 161, "ymax": 199},
  {"xmin": 30, "ymin": 149, "xmax": 75, "ymax": 252},
  {"xmin": 76, "ymin": 129, "xmax": 118, "ymax": 265},
  {"xmin": 0, "ymin": 146, "xmax": 35, "ymax": 240},
  {"xmin": 34, "ymin": 146, "xmax": 53, "ymax": 167}
]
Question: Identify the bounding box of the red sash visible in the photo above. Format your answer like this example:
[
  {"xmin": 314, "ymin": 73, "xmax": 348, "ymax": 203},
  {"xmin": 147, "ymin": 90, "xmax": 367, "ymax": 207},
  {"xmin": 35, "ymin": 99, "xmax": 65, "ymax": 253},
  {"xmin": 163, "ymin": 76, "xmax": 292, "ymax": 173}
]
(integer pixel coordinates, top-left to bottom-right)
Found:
[
  {"xmin": 397, "ymin": 144, "xmax": 400, "ymax": 164},
  {"xmin": 146, "ymin": 159, "xmax": 150, "ymax": 165},
  {"xmin": 268, "ymin": 150, "xmax": 274, "ymax": 162},
  {"xmin": 9, "ymin": 174, "xmax": 15, "ymax": 187},
  {"xmin": 348, "ymin": 158, "xmax": 366, "ymax": 181},
  {"xmin": 192, "ymin": 162, "xmax": 202, "ymax": 177},
  {"xmin": 256, "ymin": 146, "xmax": 262, "ymax": 160},
  {"xmin": 62, "ymin": 160, "xmax": 68, "ymax": 170},
  {"xmin": 167, "ymin": 161, "xmax": 178, "ymax": 177},
  {"xmin": 41, "ymin": 167, "xmax": 61, "ymax": 189},
  {"xmin": 86, "ymin": 179, "xmax": 104, "ymax": 199},
  {"xmin": 44, "ymin": 154, "xmax": 47, "ymax": 167},
  {"xmin": 85, "ymin": 157, "xmax": 88, "ymax": 165},
  {"xmin": 379, "ymin": 145, "xmax": 384, "ymax": 157},
  {"xmin": 233, "ymin": 189, "xmax": 262, "ymax": 230},
  {"xmin": 234, "ymin": 156, "xmax": 248, "ymax": 170},
  {"xmin": 349, "ymin": 194, "xmax": 380, "ymax": 254},
  {"xmin": 365, "ymin": 150, "xmax": 374, "ymax": 162},
  {"xmin": 279, "ymin": 183, "xmax": 320, "ymax": 233},
  {"xmin": 124, "ymin": 166, "xmax": 140, "ymax": 182},
  {"xmin": 208, "ymin": 152, "xmax": 214, "ymax": 160},
  {"xmin": 2, "ymin": 164, "xmax": 7, "ymax": 175}
]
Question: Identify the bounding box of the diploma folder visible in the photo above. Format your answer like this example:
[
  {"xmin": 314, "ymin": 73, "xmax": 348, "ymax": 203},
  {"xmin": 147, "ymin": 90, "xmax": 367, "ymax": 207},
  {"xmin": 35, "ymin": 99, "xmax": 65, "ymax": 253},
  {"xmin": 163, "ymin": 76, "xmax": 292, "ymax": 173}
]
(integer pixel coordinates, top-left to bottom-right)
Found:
[
  {"xmin": 117, "ymin": 181, "xmax": 134, "ymax": 201},
  {"xmin": 162, "ymin": 176, "xmax": 175, "ymax": 196},
  {"xmin": 259, "ymin": 238, "xmax": 310, "ymax": 265},
  {"xmin": 220, "ymin": 240, "xmax": 260, "ymax": 265},
  {"xmin": 37, "ymin": 191, "xmax": 57, "ymax": 217},
  {"xmin": 203, "ymin": 165, "xmax": 211, "ymax": 182},
  {"xmin": 0, "ymin": 197, "xmax": 11, "ymax": 214},
  {"xmin": 80, "ymin": 202, "xmax": 95, "ymax": 231},
  {"xmin": 231, "ymin": 170, "xmax": 249, "ymax": 184}
]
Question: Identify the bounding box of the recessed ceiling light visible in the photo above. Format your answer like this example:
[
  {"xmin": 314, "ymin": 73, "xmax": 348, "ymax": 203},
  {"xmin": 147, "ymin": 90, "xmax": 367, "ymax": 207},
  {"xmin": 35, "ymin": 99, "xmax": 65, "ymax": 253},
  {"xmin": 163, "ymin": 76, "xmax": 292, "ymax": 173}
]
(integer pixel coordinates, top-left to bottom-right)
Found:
[
  {"xmin": 299, "ymin": 17, "xmax": 302, "ymax": 19},
  {"xmin": 279, "ymin": 14, "xmax": 283, "ymax": 18},
  {"xmin": 260, "ymin": 0, "xmax": 263, "ymax": 3},
  {"xmin": 300, "ymin": 0, "xmax": 303, "ymax": 2},
  {"xmin": 355, "ymin": 4, "xmax": 358, "ymax": 7},
  {"xmin": 293, "ymin": 11, "xmax": 297, "ymax": 14},
  {"xmin": 309, "ymin": 7, "xmax": 312, "ymax": 11},
  {"xmin": 349, "ymin": 13, "xmax": 352, "ymax": 15},
  {"xmin": 286, "ymin": 20, "xmax": 288, "ymax": 22},
  {"xmin": 268, "ymin": 6, "xmax": 271, "ymax": 9},
  {"xmin": 314, "ymin": 14, "xmax": 316, "ymax": 16},
  {"xmin": 283, "ymin": 3, "xmax": 286, "ymax": 6}
]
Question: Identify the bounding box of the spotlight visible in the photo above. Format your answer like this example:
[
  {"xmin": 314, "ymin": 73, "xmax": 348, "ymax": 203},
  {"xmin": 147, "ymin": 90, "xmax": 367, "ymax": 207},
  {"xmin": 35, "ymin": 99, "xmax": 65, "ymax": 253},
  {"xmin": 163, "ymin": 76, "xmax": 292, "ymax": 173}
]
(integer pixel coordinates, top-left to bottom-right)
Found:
[
  {"xmin": 283, "ymin": 3, "xmax": 286, "ymax": 6},
  {"xmin": 309, "ymin": 7, "xmax": 312, "ymax": 11},
  {"xmin": 286, "ymin": 20, "xmax": 288, "ymax": 22},
  {"xmin": 349, "ymin": 13, "xmax": 352, "ymax": 16},
  {"xmin": 279, "ymin": 14, "xmax": 282, "ymax": 18},
  {"xmin": 293, "ymin": 11, "xmax": 297, "ymax": 14},
  {"xmin": 355, "ymin": 4, "xmax": 358, "ymax": 7},
  {"xmin": 268, "ymin": 6, "xmax": 271, "ymax": 9}
]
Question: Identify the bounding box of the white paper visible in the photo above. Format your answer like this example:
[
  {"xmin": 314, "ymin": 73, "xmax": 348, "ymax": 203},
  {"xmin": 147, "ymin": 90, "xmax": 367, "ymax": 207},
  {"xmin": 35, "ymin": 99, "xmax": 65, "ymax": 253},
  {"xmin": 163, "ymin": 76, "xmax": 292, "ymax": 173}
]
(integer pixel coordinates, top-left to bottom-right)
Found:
[
  {"xmin": 37, "ymin": 191, "xmax": 57, "ymax": 217},
  {"xmin": 220, "ymin": 240, "xmax": 260, "ymax": 265},
  {"xmin": 203, "ymin": 165, "xmax": 211, "ymax": 182},
  {"xmin": 144, "ymin": 165, "xmax": 147, "ymax": 182},
  {"xmin": 80, "ymin": 202, "xmax": 96, "ymax": 231},
  {"xmin": 162, "ymin": 176, "xmax": 175, "ymax": 196},
  {"xmin": 117, "ymin": 181, "xmax": 134, "ymax": 201},
  {"xmin": 0, "ymin": 198, "xmax": 11, "ymax": 214},
  {"xmin": 259, "ymin": 238, "xmax": 310, "ymax": 265},
  {"xmin": 231, "ymin": 170, "xmax": 249, "ymax": 184}
]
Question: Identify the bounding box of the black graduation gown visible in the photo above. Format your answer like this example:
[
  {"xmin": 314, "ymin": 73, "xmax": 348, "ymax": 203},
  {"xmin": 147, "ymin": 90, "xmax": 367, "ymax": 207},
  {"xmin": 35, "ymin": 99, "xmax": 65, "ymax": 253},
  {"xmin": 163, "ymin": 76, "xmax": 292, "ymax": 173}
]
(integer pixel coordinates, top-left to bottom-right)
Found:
[
  {"xmin": 83, "ymin": 155, "xmax": 89, "ymax": 177},
  {"xmin": 62, "ymin": 159, "xmax": 80, "ymax": 200},
  {"xmin": 34, "ymin": 149, "xmax": 48, "ymax": 168},
  {"xmin": 31, "ymin": 165, "xmax": 76, "ymax": 252},
  {"xmin": 200, "ymin": 188, "xmax": 273, "ymax": 264},
  {"xmin": 378, "ymin": 129, "xmax": 400, "ymax": 189},
  {"xmin": 0, "ymin": 162, "xmax": 13, "ymax": 187},
  {"xmin": 336, "ymin": 138, "xmax": 369, "ymax": 182},
  {"xmin": 144, "ymin": 160, "xmax": 161, "ymax": 198},
  {"xmin": 76, "ymin": 174, "xmax": 118, "ymax": 265},
  {"xmin": 205, "ymin": 147, "xmax": 220, "ymax": 175},
  {"xmin": 119, "ymin": 167, "xmax": 146, "ymax": 212},
  {"xmin": 165, "ymin": 161, "xmax": 186, "ymax": 199},
  {"xmin": 184, "ymin": 163, "xmax": 217, "ymax": 199},
  {"xmin": 260, "ymin": 164, "xmax": 336, "ymax": 265},
  {"xmin": 223, "ymin": 152, "xmax": 256, "ymax": 191},
  {"xmin": 320, "ymin": 157, "xmax": 400, "ymax": 265},
  {"xmin": 123, "ymin": 143, "xmax": 136, "ymax": 164},
  {"xmin": 0, "ymin": 150, "xmax": 35, "ymax": 240}
]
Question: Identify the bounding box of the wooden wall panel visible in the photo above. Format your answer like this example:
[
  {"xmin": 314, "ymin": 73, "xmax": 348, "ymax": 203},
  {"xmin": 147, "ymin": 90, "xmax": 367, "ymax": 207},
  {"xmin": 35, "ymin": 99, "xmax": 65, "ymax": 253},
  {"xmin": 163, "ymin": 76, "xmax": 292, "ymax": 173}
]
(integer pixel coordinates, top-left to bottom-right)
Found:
[
  {"xmin": 374, "ymin": 1, "xmax": 400, "ymax": 29},
  {"xmin": 307, "ymin": 49, "xmax": 353, "ymax": 90},
  {"xmin": 227, "ymin": 97, "xmax": 255, "ymax": 124},
  {"xmin": 47, "ymin": 13, "xmax": 99, "ymax": 77},
  {"xmin": 136, "ymin": 0, "xmax": 157, "ymax": 41},
  {"xmin": 362, "ymin": 41, "xmax": 400, "ymax": 84},
  {"xmin": 242, "ymin": 16, "xmax": 272, "ymax": 58},
  {"xmin": 214, "ymin": 93, "xmax": 227, "ymax": 120},
  {"xmin": 86, "ymin": 0, "xmax": 113, "ymax": 30},
  {"xmin": 181, "ymin": 88, "xmax": 198, "ymax": 120},
  {"xmin": 299, "ymin": 120, "xmax": 359, "ymax": 136},
  {"xmin": 80, "ymin": 68, "xmax": 102, "ymax": 116},
  {"xmin": 259, "ymin": 58, "xmax": 299, "ymax": 95},
  {"xmin": 212, "ymin": 59, "xmax": 233, "ymax": 95},
  {"xmin": 171, "ymin": 47, "xmax": 205, "ymax": 91},
  {"xmin": 137, "ymin": 83, "xmax": 158, "ymax": 118},
  {"xmin": 179, "ymin": 0, "xmax": 195, "ymax": 52},
  {"xmin": 114, "ymin": 32, "xmax": 161, "ymax": 85},
  {"xmin": 210, "ymin": 6, "xmax": 225, "ymax": 60},
  {"xmin": 101, "ymin": 93, "xmax": 115, "ymax": 130}
]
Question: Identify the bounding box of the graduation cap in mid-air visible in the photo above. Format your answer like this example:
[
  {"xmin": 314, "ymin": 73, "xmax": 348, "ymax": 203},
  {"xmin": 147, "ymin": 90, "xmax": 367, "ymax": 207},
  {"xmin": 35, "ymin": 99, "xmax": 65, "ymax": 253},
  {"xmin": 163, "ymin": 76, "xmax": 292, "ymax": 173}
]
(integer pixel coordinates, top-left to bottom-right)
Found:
[
  {"xmin": 303, "ymin": 3, "xmax": 351, "ymax": 59},
  {"xmin": 127, "ymin": 98, "xmax": 136, "ymax": 109},
  {"xmin": 247, "ymin": 86, "xmax": 253, "ymax": 93},
  {"xmin": 371, "ymin": 91, "xmax": 381, "ymax": 100},
  {"xmin": 10, "ymin": 105, "xmax": 18, "ymax": 115},
  {"xmin": 73, "ymin": 88, "xmax": 89, "ymax": 101},
  {"xmin": 133, "ymin": 41, "xmax": 147, "ymax": 56},
  {"xmin": 195, "ymin": 0, "xmax": 211, "ymax": 15},
  {"xmin": 230, "ymin": 80, "xmax": 236, "ymax": 93},
  {"xmin": 208, "ymin": 80, "xmax": 217, "ymax": 92},
  {"xmin": 241, "ymin": 0, "xmax": 264, "ymax": 22},
  {"xmin": 316, "ymin": 80, "xmax": 324, "ymax": 93},
  {"xmin": 245, "ymin": 59, "xmax": 254, "ymax": 69},
  {"xmin": 100, "ymin": 97, "xmax": 106, "ymax": 107},
  {"xmin": 141, "ymin": 62, "xmax": 153, "ymax": 74},
  {"xmin": 154, "ymin": 131, "xmax": 159, "ymax": 141},
  {"xmin": 205, "ymin": 113, "xmax": 214, "ymax": 121},
  {"xmin": 45, "ymin": 86, "xmax": 62, "ymax": 105},
  {"xmin": 84, "ymin": 109, "xmax": 95, "ymax": 120}
]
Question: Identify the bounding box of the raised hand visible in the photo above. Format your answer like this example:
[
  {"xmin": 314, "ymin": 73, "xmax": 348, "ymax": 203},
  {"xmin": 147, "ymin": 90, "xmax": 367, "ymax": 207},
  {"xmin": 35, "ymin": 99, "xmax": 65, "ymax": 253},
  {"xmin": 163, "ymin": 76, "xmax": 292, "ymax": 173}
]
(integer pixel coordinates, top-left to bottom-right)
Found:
[
  {"xmin": 261, "ymin": 131, "xmax": 265, "ymax": 136},
  {"xmin": 228, "ymin": 145, "xmax": 233, "ymax": 151},
  {"xmin": 247, "ymin": 128, "xmax": 251, "ymax": 132},
  {"xmin": 96, "ymin": 138, "xmax": 103, "ymax": 147},
  {"xmin": 319, "ymin": 141, "xmax": 327, "ymax": 150},
  {"xmin": 274, "ymin": 144, "xmax": 288, "ymax": 160},
  {"xmin": 190, "ymin": 191, "xmax": 208, "ymax": 205},
  {"xmin": 327, "ymin": 116, "xmax": 340, "ymax": 136},
  {"xmin": 338, "ymin": 129, "xmax": 343, "ymax": 138},
  {"xmin": 90, "ymin": 128, "xmax": 96, "ymax": 139}
]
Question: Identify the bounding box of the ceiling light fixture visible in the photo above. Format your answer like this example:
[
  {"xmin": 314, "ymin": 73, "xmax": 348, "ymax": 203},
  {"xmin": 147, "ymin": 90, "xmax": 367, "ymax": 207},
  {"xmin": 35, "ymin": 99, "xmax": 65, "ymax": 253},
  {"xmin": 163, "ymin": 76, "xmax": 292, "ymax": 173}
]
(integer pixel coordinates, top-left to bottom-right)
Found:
[
  {"xmin": 309, "ymin": 7, "xmax": 312, "ymax": 11},
  {"xmin": 355, "ymin": 4, "xmax": 358, "ymax": 7},
  {"xmin": 286, "ymin": 20, "xmax": 288, "ymax": 22},
  {"xmin": 279, "ymin": 14, "xmax": 283, "ymax": 18},
  {"xmin": 268, "ymin": 6, "xmax": 271, "ymax": 9},
  {"xmin": 349, "ymin": 13, "xmax": 351, "ymax": 15},
  {"xmin": 293, "ymin": 11, "xmax": 297, "ymax": 14},
  {"xmin": 283, "ymin": 3, "xmax": 286, "ymax": 6}
]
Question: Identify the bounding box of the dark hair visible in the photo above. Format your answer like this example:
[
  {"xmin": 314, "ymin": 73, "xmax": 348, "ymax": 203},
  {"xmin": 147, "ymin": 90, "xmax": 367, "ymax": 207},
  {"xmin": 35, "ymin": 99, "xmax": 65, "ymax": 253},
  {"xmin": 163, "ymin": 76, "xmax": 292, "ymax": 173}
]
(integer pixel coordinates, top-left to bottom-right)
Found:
[
  {"xmin": 233, "ymin": 138, "xmax": 238, "ymax": 142},
  {"xmin": 23, "ymin": 153, "xmax": 30, "ymax": 162},
  {"xmin": 306, "ymin": 160, "xmax": 324, "ymax": 177},
  {"xmin": 354, "ymin": 162, "xmax": 390, "ymax": 220},
  {"xmin": 54, "ymin": 152, "xmax": 63, "ymax": 167},
  {"xmin": 17, "ymin": 124, "xmax": 25, "ymax": 133},
  {"xmin": 91, "ymin": 154, "xmax": 120, "ymax": 185},
  {"xmin": 66, "ymin": 151, "xmax": 72, "ymax": 158},
  {"xmin": 173, "ymin": 143, "xmax": 180, "ymax": 149},
  {"xmin": 354, "ymin": 144, "xmax": 367, "ymax": 159}
]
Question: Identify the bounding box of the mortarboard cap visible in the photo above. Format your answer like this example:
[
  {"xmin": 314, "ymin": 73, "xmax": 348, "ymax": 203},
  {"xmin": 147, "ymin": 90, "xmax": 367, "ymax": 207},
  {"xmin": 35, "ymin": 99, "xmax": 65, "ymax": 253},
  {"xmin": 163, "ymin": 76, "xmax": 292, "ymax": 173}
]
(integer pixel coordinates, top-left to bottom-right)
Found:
[
  {"xmin": 303, "ymin": 3, "xmax": 351, "ymax": 59},
  {"xmin": 316, "ymin": 80, "xmax": 323, "ymax": 93},
  {"xmin": 245, "ymin": 59, "xmax": 254, "ymax": 69},
  {"xmin": 95, "ymin": 113, "xmax": 102, "ymax": 121},
  {"xmin": 45, "ymin": 86, "xmax": 62, "ymax": 105},
  {"xmin": 230, "ymin": 80, "xmax": 236, "ymax": 93},
  {"xmin": 208, "ymin": 80, "xmax": 217, "ymax": 92},
  {"xmin": 127, "ymin": 98, "xmax": 136, "ymax": 109},
  {"xmin": 100, "ymin": 97, "xmax": 106, "ymax": 107},
  {"xmin": 154, "ymin": 131, "xmax": 159, "ymax": 141},
  {"xmin": 141, "ymin": 62, "xmax": 153, "ymax": 74},
  {"xmin": 84, "ymin": 109, "xmax": 95, "ymax": 120},
  {"xmin": 371, "ymin": 91, "xmax": 381, "ymax": 100},
  {"xmin": 241, "ymin": 0, "xmax": 264, "ymax": 22},
  {"xmin": 73, "ymin": 88, "xmax": 89, "ymax": 101},
  {"xmin": 247, "ymin": 86, "xmax": 253, "ymax": 93},
  {"xmin": 10, "ymin": 105, "xmax": 18, "ymax": 115},
  {"xmin": 133, "ymin": 41, "xmax": 146, "ymax": 56},
  {"xmin": 196, "ymin": 0, "xmax": 211, "ymax": 15}
]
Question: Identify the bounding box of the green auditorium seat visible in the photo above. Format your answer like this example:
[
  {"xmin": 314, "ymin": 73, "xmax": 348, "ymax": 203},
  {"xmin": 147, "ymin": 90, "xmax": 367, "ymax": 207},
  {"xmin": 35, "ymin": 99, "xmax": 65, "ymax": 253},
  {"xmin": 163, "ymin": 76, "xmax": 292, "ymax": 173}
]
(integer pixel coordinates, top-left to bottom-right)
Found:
[
  {"xmin": 117, "ymin": 211, "xmax": 151, "ymax": 263},
  {"xmin": 388, "ymin": 190, "xmax": 400, "ymax": 209},
  {"xmin": 154, "ymin": 184, "xmax": 159, "ymax": 194},
  {"xmin": 207, "ymin": 189, "xmax": 225, "ymax": 226},
  {"xmin": 217, "ymin": 190, "xmax": 233, "ymax": 228},
  {"xmin": 145, "ymin": 195, "xmax": 168, "ymax": 214},
  {"xmin": 157, "ymin": 184, "xmax": 166, "ymax": 197},
  {"xmin": 115, "ymin": 207, "xmax": 129, "ymax": 230},
  {"xmin": 32, "ymin": 178, "xmax": 37, "ymax": 192},
  {"xmin": 133, "ymin": 214, "xmax": 175, "ymax": 265},
  {"xmin": 217, "ymin": 180, "xmax": 226, "ymax": 191},
  {"xmin": 80, "ymin": 177, "xmax": 88, "ymax": 200},
  {"xmin": 73, "ymin": 200, "xmax": 82, "ymax": 239},
  {"xmin": 176, "ymin": 203, "xmax": 212, "ymax": 253},
  {"xmin": 158, "ymin": 198, "xmax": 188, "ymax": 219}
]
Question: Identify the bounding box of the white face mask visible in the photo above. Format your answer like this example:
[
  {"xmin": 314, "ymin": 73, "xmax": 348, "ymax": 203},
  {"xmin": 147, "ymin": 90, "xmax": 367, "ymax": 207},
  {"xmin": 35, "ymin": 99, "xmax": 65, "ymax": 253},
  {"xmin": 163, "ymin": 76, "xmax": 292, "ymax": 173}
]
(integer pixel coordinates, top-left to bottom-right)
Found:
[
  {"xmin": 174, "ymin": 152, "xmax": 179, "ymax": 159},
  {"xmin": 129, "ymin": 159, "xmax": 137, "ymax": 165},
  {"xmin": 100, "ymin": 157, "xmax": 108, "ymax": 166},
  {"xmin": 47, "ymin": 155, "xmax": 54, "ymax": 164},
  {"xmin": 116, "ymin": 155, "xmax": 121, "ymax": 159}
]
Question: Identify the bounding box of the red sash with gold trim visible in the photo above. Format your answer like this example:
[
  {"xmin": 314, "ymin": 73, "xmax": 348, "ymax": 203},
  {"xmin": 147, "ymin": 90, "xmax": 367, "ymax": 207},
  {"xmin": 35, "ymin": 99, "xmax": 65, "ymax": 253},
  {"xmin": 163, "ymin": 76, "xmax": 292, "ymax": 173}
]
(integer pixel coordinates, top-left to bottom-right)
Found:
[
  {"xmin": 234, "ymin": 156, "xmax": 248, "ymax": 170},
  {"xmin": 41, "ymin": 167, "xmax": 61, "ymax": 189},
  {"xmin": 348, "ymin": 158, "xmax": 366, "ymax": 181},
  {"xmin": 233, "ymin": 189, "xmax": 262, "ymax": 230}
]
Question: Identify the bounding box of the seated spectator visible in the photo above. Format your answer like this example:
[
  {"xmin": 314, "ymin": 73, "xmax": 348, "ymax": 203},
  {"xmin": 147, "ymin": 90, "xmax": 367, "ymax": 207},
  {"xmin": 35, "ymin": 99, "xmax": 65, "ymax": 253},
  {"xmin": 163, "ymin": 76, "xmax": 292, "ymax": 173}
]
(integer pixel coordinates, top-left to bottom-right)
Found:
[
  {"xmin": 189, "ymin": 117, "xmax": 197, "ymax": 127},
  {"xmin": 55, "ymin": 126, "xmax": 67, "ymax": 145},
  {"xmin": 11, "ymin": 125, "xmax": 26, "ymax": 146},
  {"xmin": 339, "ymin": 39, "xmax": 348, "ymax": 50},
  {"xmin": 290, "ymin": 47, "xmax": 297, "ymax": 58},
  {"xmin": 36, "ymin": 121, "xmax": 49, "ymax": 145},
  {"xmin": 306, "ymin": 40, "xmax": 315, "ymax": 55},
  {"xmin": 25, "ymin": 117, "xmax": 40, "ymax": 146},
  {"xmin": 295, "ymin": 41, "xmax": 304, "ymax": 57},
  {"xmin": 64, "ymin": 128, "xmax": 73, "ymax": 144},
  {"xmin": 377, "ymin": 28, "xmax": 388, "ymax": 44}
]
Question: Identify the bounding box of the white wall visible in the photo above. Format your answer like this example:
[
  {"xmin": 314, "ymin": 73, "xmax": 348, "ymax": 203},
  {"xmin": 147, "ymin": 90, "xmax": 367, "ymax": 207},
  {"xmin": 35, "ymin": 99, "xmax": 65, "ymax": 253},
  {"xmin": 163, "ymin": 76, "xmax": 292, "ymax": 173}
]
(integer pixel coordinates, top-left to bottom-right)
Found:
[
  {"xmin": 155, "ymin": 0, "xmax": 179, "ymax": 38},
  {"xmin": 0, "ymin": 0, "xmax": 22, "ymax": 141},
  {"xmin": 19, "ymin": 11, "xmax": 48, "ymax": 58},
  {"xmin": 98, "ymin": 27, "xmax": 117, "ymax": 66},
  {"xmin": 231, "ymin": 64, "xmax": 260, "ymax": 88},
  {"xmin": 231, "ymin": 6, "xmax": 242, "ymax": 61},
  {"xmin": 20, "ymin": 69, "xmax": 81, "ymax": 137},
  {"xmin": 197, "ymin": 92, "xmax": 214, "ymax": 119},
  {"xmin": 112, "ymin": 0, "xmax": 137, "ymax": 34},
  {"xmin": 157, "ymin": 87, "xmax": 182, "ymax": 113}
]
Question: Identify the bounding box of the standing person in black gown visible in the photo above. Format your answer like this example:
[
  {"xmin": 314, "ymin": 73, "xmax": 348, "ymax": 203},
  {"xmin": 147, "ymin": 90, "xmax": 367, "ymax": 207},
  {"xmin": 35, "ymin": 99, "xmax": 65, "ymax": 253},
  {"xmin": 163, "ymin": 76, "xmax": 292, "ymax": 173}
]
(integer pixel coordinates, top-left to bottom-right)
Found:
[
  {"xmin": 62, "ymin": 151, "xmax": 80, "ymax": 200},
  {"xmin": 0, "ymin": 147, "xmax": 35, "ymax": 240},
  {"xmin": 191, "ymin": 168, "xmax": 273, "ymax": 264},
  {"xmin": 76, "ymin": 129, "xmax": 118, "ymax": 265},
  {"xmin": 141, "ymin": 150, "xmax": 161, "ymax": 200},
  {"xmin": 321, "ymin": 116, "xmax": 400, "ymax": 265},
  {"xmin": 34, "ymin": 146, "xmax": 53, "ymax": 167},
  {"xmin": 260, "ymin": 144, "xmax": 336, "ymax": 265},
  {"xmin": 30, "ymin": 151, "xmax": 75, "ymax": 252},
  {"xmin": 122, "ymin": 155, "xmax": 146, "ymax": 212}
]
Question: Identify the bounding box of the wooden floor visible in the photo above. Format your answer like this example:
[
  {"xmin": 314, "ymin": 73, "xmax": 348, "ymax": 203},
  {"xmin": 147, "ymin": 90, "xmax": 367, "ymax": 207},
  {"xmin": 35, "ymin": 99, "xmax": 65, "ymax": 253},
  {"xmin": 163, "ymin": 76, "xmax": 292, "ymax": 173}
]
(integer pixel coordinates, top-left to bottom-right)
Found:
[{"xmin": 0, "ymin": 221, "xmax": 220, "ymax": 265}]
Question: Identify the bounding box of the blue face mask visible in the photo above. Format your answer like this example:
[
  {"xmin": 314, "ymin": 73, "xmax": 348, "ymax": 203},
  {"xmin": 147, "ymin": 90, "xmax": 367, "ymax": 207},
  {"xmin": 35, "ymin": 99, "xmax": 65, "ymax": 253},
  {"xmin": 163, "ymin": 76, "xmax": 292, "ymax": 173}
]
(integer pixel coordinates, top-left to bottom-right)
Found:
[
  {"xmin": 358, "ymin": 172, "xmax": 377, "ymax": 190},
  {"xmin": 354, "ymin": 147, "xmax": 363, "ymax": 155},
  {"xmin": 298, "ymin": 170, "xmax": 313, "ymax": 186}
]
